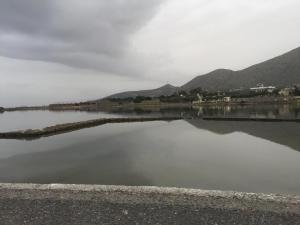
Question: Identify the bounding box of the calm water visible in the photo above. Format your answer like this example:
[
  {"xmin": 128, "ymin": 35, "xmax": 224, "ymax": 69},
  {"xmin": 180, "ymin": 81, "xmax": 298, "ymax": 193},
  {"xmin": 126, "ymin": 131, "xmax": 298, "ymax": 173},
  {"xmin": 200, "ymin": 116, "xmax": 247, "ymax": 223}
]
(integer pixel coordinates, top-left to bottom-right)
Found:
[{"xmin": 0, "ymin": 105, "xmax": 300, "ymax": 194}]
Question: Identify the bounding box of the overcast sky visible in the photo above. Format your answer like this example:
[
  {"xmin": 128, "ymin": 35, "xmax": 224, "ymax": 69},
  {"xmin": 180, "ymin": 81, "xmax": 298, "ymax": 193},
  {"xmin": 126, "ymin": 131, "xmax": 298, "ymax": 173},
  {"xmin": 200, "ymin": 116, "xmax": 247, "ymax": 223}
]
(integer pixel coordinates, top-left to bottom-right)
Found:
[{"xmin": 1, "ymin": 0, "xmax": 300, "ymax": 107}]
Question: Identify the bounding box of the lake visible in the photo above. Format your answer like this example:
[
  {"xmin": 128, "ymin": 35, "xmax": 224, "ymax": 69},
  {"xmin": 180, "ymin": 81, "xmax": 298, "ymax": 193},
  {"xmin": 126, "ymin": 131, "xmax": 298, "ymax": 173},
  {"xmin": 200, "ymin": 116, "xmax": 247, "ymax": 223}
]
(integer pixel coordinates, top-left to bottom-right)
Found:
[{"xmin": 0, "ymin": 104, "xmax": 300, "ymax": 195}]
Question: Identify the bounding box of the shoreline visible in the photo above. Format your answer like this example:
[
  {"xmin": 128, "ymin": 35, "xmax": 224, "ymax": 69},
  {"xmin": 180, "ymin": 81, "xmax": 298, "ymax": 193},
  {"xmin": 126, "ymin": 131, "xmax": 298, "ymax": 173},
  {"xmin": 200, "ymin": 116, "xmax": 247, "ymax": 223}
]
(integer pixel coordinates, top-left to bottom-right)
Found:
[{"xmin": 1, "ymin": 98, "xmax": 299, "ymax": 113}]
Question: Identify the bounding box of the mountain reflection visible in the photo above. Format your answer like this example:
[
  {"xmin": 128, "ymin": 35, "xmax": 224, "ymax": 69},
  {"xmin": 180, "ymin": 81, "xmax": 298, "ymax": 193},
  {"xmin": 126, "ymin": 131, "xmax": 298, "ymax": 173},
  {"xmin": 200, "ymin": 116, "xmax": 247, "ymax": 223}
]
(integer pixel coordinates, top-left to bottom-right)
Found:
[
  {"xmin": 187, "ymin": 119, "xmax": 300, "ymax": 152},
  {"xmin": 106, "ymin": 105, "xmax": 300, "ymax": 152}
]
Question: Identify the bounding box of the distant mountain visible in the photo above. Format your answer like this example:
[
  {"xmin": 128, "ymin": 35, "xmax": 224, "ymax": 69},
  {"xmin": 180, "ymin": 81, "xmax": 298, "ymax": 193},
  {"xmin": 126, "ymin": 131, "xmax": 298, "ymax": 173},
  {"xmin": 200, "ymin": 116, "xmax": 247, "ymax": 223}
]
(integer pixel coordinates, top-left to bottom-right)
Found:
[
  {"xmin": 106, "ymin": 84, "xmax": 179, "ymax": 99},
  {"xmin": 103, "ymin": 47, "xmax": 300, "ymax": 99}
]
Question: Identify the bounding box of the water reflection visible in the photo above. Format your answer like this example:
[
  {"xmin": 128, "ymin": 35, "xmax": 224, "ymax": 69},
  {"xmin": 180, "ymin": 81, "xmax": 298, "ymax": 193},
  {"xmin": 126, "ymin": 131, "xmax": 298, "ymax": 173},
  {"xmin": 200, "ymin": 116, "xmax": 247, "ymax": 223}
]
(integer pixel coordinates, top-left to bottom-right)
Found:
[
  {"xmin": 0, "ymin": 120, "xmax": 299, "ymax": 194},
  {"xmin": 1, "ymin": 104, "xmax": 299, "ymax": 132},
  {"xmin": 193, "ymin": 104, "xmax": 300, "ymax": 119},
  {"xmin": 0, "ymin": 138, "xmax": 152, "ymax": 185},
  {"xmin": 102, "ymin": 104, "xmax": 300, "ymax": 119},
  {"xmin": 187, "ymin": 119, "xmax": 300, "ymax": 152}
]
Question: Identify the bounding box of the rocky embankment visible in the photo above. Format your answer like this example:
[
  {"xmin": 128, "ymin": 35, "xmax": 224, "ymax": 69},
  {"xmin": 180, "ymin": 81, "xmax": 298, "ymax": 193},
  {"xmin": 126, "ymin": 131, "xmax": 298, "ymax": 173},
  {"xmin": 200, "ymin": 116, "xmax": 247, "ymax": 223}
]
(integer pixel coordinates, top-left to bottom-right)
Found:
[{"xmin": 0, "ymin": 117, "xmax": 182, "ymax": 140}]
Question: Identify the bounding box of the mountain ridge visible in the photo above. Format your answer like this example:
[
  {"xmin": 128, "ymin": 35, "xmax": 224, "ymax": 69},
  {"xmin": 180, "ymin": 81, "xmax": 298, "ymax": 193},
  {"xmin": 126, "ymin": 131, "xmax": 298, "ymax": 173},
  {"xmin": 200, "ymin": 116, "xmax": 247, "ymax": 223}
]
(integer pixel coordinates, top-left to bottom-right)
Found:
[
  {"xmin": 105, "ymin": 83, "xmax": 179, "ymax": 99},
  {"xmin": 103, "ymin": 47, "xmax": 300, "ymax": 99},
  {"xmin": 182, "ymin": 46, "xmax": 300, "ymax": 91}
]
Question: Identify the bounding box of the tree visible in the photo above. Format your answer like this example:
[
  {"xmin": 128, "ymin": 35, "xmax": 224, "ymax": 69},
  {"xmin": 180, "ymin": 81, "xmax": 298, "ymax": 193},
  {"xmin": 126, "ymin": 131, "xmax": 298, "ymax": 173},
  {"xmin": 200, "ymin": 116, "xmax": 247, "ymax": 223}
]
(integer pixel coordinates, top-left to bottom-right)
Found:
[
  {"xmin": 294, "ymin": 85, "xmax": 300, "ymax": 96},
  {"xmin": 190, "ymin": 87, "xmax": 203, "ymax": 95},
  {"xmin": 133, "ymin": 96, "xmax": 152, "ymax": 103}
]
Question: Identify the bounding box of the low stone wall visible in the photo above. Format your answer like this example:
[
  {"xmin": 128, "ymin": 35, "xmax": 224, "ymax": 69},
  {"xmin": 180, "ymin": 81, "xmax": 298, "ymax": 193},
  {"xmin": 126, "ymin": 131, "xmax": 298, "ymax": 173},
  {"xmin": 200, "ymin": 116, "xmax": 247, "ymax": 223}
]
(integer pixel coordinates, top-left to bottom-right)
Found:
[
  {"xmin": 0, "ymin": 183, "xmax": 299, "ymax": 225},
  {"xmin": 0, "ymin": 116, "xmax": 181, "ymax": 140}
]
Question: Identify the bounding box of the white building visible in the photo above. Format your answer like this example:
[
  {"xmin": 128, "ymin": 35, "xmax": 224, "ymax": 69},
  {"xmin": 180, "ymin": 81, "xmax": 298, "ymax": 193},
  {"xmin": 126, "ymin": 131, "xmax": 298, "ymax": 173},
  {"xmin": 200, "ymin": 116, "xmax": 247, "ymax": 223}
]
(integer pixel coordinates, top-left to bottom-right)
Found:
[{"xmin": 250, "ymin": 83, "xmax": 276, "ymax": 93}]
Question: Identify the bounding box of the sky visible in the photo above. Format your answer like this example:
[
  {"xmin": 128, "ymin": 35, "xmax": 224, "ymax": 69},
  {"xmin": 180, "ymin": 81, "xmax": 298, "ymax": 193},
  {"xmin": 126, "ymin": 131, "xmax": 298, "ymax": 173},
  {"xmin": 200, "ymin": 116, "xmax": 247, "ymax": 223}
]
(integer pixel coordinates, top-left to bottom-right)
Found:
[{"xmin": 1, "ymin": 0, "xmax": 300, "ymax": 107}]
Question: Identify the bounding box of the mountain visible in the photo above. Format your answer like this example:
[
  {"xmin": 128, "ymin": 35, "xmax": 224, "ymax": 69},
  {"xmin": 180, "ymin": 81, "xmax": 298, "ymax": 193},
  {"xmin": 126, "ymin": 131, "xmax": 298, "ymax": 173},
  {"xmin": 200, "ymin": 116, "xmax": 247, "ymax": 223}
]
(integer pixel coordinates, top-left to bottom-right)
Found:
[
  {"xmin": 106, "ymin": 84, "xmax": 179, "ymax": 99},
  {"xmin": 104, "ymin": 47, "xmax": 300, "ymax": 99},
  {"xmin": 182, "ymin": 47, "xmax": 300, "ymax": 91},
  {"xmin": 181, "ymin": 69, "xmax": 235, "ymax": 91}
]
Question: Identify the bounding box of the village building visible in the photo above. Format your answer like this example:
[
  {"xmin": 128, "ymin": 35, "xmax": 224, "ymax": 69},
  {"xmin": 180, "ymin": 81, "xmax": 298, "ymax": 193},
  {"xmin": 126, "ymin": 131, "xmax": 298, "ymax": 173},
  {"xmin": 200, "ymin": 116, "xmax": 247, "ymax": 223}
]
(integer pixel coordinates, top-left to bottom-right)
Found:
[
  {"xmin": 223, "ymin": 97, "xmax": 231, "ymax": 103},
  {"xmin": 279, "ymin": 88, "xmax": 294, "ymax": 97}
]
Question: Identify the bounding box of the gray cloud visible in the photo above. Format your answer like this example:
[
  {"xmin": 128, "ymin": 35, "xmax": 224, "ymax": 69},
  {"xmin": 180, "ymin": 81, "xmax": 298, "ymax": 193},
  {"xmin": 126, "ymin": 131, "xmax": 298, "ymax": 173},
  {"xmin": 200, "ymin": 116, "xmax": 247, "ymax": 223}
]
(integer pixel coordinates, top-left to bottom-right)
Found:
[
  {"xmin": 0, "ymin": 0, "xmax": 163, "ymax": 75},
  {"xmin": 1, "ymin": 0, "xmax": 300, "ymax": 107}
]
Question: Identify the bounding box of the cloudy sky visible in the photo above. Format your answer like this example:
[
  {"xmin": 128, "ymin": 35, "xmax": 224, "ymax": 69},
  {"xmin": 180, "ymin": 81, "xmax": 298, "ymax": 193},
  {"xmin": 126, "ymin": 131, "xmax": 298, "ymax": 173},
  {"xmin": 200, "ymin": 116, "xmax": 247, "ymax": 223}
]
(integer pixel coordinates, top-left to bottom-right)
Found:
[{"xmin": 1, "ymin": 0, "xmax": 300, "ymax": 107}]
